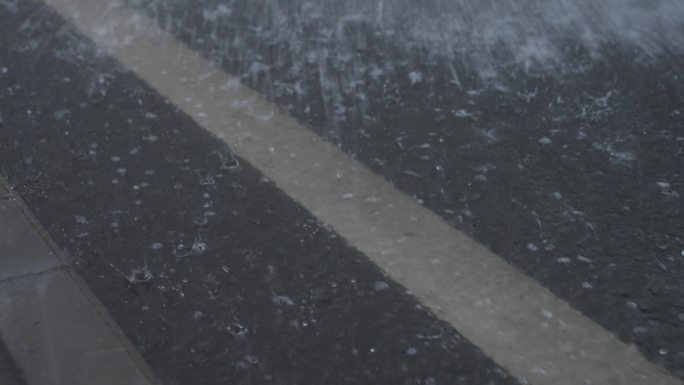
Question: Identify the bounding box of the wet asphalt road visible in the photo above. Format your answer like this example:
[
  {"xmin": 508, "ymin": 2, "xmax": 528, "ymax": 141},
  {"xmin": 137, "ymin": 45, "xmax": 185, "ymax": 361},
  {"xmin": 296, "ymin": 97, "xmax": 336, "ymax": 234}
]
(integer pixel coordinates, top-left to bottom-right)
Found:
[
  {"xmin": 0, "ymin": 0, "xmax": 683, "ymax": 383},
  {"xmin": 126, "ymin": 0, "xmax": 684, "ymax": 375},
  {"xmin": 0, "ymin": 338, "xmax": 25, "ymax": 385},
  {"xmin": 0, "ymin": 1, "xmax": 518, "ymax": 384}
]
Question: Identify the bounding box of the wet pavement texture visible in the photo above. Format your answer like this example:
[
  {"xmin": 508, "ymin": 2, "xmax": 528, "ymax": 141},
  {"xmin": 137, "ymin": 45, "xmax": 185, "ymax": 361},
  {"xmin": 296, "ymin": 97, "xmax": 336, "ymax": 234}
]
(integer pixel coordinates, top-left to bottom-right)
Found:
[
  {"xmin": 0, "ymin": 338, "xmax": 25, "ymax": 385},
  {"xmin": 0, "ymin": 1, "xmax": 519, "ymax": 384},
  {"xmin": 0, "ymin": 0, "xmax": 683, "ymax": 382},
  {"xmin": 119, "ymin": 0, "xmax": 684, "ymax": 376}
]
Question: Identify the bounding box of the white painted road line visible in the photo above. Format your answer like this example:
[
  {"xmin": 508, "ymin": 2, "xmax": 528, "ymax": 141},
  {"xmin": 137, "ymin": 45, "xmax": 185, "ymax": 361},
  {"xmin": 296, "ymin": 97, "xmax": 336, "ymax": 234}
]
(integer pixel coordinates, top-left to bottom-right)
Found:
[
  {"xmin": 41, "ymin": 0, "xmax": 682, "ymax": 384},
  {"xmin": 0, "ymin": 178, "xmax": 159, "ymax": 385}
]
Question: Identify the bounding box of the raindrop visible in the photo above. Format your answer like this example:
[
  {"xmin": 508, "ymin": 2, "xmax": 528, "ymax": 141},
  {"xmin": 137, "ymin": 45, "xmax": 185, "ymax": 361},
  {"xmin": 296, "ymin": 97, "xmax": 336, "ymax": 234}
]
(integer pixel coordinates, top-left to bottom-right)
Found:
[
  {"xmin": 227, "ymin": 321, "xmax": 249, "ymax": 337},
  {"xmin": 408, "ymin": 71, "xmax": 422, "ymax": 85},
  {"xmin": 244, "ymin": 355, "xmax": 259, "ymax": 365},
  {"xmin": 272, "ymin": 294, "xmax": 295, "ymax": 306},
  {"xmin": 125, "ymin": 267, "xmax": 153, "ymax": 285},
  {"xmin": 191, "ymin": 240, "xmax": 208, "ymax": 255},
  {"xmin": 53, "ymin": 109, "xmax": 70, "ymax": 121},
  {"xmin": 199, "ymin": 174, "xmax": 215, "ymax": 186},
  {"xmin": 373, "ymin": 281, "xmax": 389, "ymax": 291}
]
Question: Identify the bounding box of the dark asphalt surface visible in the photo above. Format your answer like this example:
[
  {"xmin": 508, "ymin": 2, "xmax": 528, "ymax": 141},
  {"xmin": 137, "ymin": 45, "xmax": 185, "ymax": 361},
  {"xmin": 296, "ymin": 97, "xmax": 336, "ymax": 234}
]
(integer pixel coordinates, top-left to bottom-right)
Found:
[
  {"xmin": 0, "ymin": 1, "xmax": 519, "ymax": 384},
  {"xmin": 119, "ymin": 0, "xmax": 684, "ymax": 376},
  {"xmin": 0, "ymin": 338, "xmax": 25, "ymax": 385},
  {"xmin": 1, "ymin": 0, "xmax": 684, "ymax": 382}
]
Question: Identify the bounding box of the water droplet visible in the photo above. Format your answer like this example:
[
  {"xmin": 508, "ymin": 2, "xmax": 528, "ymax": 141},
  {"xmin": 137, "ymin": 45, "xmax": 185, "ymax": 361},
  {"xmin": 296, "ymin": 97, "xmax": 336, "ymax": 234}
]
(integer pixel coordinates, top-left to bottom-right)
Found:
[
  {"xmin": 272, "ymin": 294, "xmax": 295, "ymax": 306},
  {"xmin": 126, "ymin": 267, "xmax": 153, "ymax": 284},
  {"xmin": 227, "ymin": 322, "xmax": 248, "ymax": 337},
  {"xmin": 53, "ymin": 109, "xmax": 70, "ymax": 121},
  {"xmin": 244, "ymin": 354, "xmax": 259, "ymax": 364},
  {"xmin": 408, "ymin": 71, "xmax": 422, "ymax": 85},
  {"xmin": 191, "ymin": 240, "xmax": 208, "ymax": 255},
  {"xmin": 373, "ymin": 281, "xmax": 389, "ymax": 291}
]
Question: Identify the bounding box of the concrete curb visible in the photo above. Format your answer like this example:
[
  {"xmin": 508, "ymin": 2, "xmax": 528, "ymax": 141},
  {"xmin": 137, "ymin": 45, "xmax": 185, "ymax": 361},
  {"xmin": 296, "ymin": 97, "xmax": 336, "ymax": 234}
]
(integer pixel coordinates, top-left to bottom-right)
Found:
[{"xmin": 0, "ymin": 177, "xmax": 160, "ymax": 385}]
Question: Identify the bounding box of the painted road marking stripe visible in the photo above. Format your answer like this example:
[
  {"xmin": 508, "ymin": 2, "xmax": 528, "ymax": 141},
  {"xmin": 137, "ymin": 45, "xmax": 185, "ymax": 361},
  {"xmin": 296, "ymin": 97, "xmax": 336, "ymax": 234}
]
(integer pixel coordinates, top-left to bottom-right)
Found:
[
  {"xmin": 0, "ymin": 178, "xmax": 160, "ymax": 385},
  {"xmin": 41, "ymin": 0, "xmax": 682, "ymax": 384}
]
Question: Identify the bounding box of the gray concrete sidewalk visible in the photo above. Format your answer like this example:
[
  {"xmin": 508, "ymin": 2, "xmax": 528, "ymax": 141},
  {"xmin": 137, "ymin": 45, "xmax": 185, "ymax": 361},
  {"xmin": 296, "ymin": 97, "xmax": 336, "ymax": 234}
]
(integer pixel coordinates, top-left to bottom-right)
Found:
[{"xmin": 0, "ymin": 177, "xmax": 158, "ymax": 385}]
